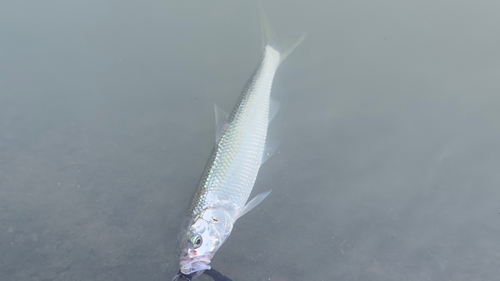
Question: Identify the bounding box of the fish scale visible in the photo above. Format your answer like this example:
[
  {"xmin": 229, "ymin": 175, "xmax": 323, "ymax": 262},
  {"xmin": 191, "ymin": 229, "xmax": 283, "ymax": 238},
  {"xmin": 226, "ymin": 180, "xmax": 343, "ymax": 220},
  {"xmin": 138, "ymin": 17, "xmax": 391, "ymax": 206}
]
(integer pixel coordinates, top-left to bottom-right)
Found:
[{"xmin": 188, "ymin": 46, "xmax": 279, "ymax": 217}]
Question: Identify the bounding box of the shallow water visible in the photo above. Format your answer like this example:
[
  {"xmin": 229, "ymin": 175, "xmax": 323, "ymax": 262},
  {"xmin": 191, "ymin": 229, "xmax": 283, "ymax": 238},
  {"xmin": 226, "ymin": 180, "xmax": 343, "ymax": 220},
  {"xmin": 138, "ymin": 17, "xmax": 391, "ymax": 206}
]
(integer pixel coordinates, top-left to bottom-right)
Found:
[{"xmin": 1, "ymin": 1, "xmax": 500, "ymax": 280}]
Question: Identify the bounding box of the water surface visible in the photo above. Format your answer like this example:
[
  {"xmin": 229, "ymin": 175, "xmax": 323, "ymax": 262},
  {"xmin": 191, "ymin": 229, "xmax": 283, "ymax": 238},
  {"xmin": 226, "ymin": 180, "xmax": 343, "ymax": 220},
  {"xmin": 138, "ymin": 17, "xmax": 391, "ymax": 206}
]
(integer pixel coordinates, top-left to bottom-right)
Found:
[{"xmin": 1, "ymin": 1, "xmax": 500, "ymax": 280}]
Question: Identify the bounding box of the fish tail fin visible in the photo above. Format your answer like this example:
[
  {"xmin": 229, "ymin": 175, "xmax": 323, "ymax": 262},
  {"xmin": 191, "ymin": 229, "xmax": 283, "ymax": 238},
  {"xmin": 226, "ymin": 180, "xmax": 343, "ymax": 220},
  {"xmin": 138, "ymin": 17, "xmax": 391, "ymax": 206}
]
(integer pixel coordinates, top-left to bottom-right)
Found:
[{"xmin": 260, "ymin": 4, "xmax": 306, "ymax": 64}]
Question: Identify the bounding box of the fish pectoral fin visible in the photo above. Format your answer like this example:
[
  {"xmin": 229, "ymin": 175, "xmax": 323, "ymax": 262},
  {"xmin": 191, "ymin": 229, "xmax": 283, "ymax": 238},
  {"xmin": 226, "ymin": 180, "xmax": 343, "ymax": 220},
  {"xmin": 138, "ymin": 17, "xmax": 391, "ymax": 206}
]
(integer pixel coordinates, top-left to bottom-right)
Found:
[
  {"xmin": 214, "ymin": 103, "xmax": 230, "ymax": 143},
  {"xmin": 235, "ymin": 190, "xmax": 272, "ymax": 220},
  {"xmin": 261, "ymin": 140, "xmax": 280, "ymax": 164}
]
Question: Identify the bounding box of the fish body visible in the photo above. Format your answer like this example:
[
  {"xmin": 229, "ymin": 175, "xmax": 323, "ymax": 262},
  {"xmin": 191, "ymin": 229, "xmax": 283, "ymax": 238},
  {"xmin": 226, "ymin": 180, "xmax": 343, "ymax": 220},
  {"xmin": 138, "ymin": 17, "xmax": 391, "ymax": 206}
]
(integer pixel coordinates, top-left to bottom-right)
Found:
[
  {"xmin": 174, "ymin": 10, "xmax": 305, "ymax": 280},
  {"xmin": 189, "ymin": 44, "xmax": 279, "ymax": 217}
]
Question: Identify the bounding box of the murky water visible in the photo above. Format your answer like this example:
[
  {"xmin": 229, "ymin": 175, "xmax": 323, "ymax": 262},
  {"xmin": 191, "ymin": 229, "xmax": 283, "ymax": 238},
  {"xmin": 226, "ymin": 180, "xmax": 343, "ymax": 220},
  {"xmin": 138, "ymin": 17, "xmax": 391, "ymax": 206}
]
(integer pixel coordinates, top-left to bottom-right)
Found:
[{"xmin": 1, "ymin": 1, "xmax": 500, "ymax": 280}]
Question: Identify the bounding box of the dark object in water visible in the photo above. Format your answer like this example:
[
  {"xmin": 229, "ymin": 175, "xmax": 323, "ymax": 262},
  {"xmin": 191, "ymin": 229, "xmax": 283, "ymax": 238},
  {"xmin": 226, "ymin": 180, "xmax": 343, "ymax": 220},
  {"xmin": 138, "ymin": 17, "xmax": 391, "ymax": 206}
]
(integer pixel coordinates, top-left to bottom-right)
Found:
[{"xmin": 175, "ymin": 268, "xmax": 232, "ymax": 281}]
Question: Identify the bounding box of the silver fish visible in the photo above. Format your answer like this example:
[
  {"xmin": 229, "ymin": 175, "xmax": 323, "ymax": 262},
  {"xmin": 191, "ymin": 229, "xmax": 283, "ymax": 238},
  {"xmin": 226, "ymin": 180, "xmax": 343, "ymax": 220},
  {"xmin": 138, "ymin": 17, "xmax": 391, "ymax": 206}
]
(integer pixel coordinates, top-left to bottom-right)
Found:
[{"xmin": 174, "ymin": 10, "xmax": 305, "ymax": 280}]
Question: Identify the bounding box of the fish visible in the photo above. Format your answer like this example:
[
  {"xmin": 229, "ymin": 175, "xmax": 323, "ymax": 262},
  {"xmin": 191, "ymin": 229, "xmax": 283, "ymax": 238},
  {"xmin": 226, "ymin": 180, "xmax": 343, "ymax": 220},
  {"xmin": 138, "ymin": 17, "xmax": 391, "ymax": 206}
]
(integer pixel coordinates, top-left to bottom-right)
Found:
[{"xmin": 173, "ymin": 9, "xmax": 305, "ymax": 281}]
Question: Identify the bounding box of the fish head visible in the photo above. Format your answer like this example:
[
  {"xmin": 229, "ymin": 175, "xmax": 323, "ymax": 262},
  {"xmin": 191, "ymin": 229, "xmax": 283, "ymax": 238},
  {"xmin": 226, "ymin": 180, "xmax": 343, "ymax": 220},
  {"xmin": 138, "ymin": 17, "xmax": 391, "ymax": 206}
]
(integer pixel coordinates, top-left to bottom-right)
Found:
[{"xmin": 178, "ymin": 207, "xmax": 233, "ymax": 275}]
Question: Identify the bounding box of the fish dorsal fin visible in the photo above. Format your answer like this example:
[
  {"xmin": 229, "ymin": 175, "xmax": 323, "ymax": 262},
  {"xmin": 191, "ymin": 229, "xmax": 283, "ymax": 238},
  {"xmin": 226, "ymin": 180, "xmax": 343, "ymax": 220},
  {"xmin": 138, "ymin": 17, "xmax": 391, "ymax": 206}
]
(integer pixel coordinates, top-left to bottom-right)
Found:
[
  {"xmin": 214, "ymin": 103, "xmax": 229, "ymax": 143},
  {"xmin": 261, "ymin": 140, "xmax": 280, "ymax": 164},
  {"xmin": 235, "ymin": 190, "xmax": 272, "ymax": 221},
  {"xmin": 268, "ymin": 97, "xmax": 280, "ymax": 123}
]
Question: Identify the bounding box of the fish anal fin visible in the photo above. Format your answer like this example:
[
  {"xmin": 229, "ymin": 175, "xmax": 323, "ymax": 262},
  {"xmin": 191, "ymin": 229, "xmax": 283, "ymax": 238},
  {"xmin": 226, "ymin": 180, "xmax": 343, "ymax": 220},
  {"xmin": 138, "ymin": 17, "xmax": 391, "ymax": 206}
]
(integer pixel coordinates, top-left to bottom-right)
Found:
[{"xmin": 268, "ymin": 98, "xmax": 280, "ymax": 123}]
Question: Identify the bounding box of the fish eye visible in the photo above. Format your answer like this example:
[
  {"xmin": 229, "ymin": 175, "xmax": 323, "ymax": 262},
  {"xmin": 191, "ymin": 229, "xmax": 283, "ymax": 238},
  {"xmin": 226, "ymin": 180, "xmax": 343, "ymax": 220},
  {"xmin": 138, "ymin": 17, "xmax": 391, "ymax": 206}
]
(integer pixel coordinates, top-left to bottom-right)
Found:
[{"xmin": 190, "ymin": 235, "xmax": 203, "ymax": 249}]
